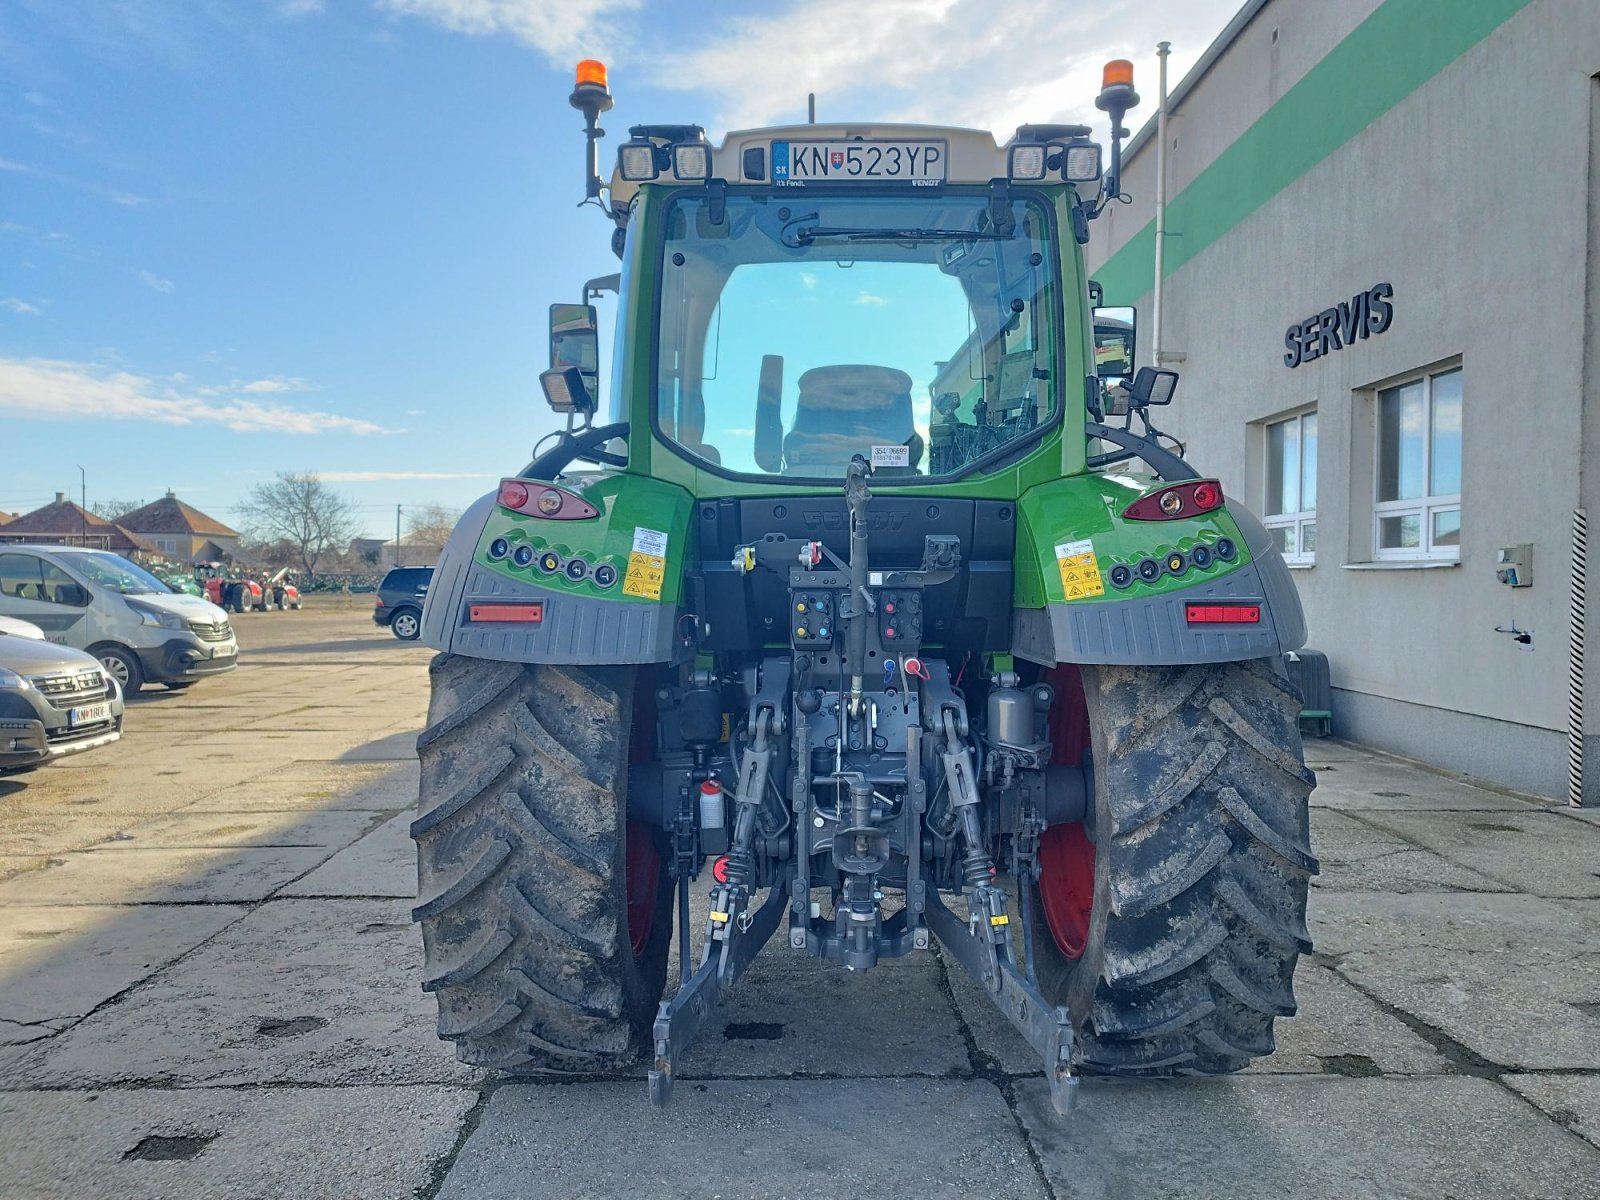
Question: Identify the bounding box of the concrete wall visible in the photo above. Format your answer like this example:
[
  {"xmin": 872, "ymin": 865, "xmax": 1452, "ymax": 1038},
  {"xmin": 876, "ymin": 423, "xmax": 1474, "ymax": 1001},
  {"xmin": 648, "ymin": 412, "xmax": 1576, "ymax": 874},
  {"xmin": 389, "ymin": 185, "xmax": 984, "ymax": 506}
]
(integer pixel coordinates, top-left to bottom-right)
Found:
[{"xmin": 1086, "ymin": 0, "xmax": 1600, "ymax": 800}]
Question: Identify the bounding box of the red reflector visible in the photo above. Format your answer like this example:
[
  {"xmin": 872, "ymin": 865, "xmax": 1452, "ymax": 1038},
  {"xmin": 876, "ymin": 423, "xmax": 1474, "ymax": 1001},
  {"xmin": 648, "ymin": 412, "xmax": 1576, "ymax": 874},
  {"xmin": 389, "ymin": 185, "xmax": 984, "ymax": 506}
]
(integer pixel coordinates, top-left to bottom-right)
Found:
[
  {"xmin": 1185, "ymin": 603, "xmax": 1261, "ymax": 624},
  {"xmin": 468, "ymin": 603, "xmax": 544, "ymax": 623},
  {"xmin": 711, "ymin": 855, "xmax": 731, "ymax": 884}
]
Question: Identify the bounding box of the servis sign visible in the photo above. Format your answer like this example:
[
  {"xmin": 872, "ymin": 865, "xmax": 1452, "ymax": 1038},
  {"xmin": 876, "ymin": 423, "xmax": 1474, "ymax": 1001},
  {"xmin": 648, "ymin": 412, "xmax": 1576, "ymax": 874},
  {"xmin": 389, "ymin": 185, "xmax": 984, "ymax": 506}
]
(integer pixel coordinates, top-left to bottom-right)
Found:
[{"xmin": 1283, "ymin": 282, "xmax": 1393, "ymax": 368}]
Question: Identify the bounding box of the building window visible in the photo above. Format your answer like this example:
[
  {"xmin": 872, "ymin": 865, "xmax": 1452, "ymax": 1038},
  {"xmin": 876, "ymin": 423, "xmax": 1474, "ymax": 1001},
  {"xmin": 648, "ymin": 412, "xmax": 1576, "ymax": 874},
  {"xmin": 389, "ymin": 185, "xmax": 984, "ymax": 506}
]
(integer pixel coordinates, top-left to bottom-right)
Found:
[
  {"xmin": 1264, "ymin": 410, "xmax": 1316, "ymax": 565},
  {"xmin": 1374, "ymin": 367, "xmax": 1461, "ymax": 560}
]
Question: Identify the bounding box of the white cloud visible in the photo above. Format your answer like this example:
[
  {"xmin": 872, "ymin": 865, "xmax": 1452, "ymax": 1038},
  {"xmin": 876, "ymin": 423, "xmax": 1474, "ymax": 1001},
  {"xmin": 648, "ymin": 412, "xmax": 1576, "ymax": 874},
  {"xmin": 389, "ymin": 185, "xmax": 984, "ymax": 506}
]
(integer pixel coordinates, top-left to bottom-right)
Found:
[
  {"xmin": 1, "ymin": 157, "xmax": 149, "ymax": 208},
  {"xmin": 241, "ymin": 376, "xmax": 310, "ymax": 393},
  {"xmin": 279, "ymin": 0, "xmax": 325, "ymax": 14},
  {"xmin": 1, "ymin": 298, "xmax": 40, "ymax": 316},
  {"xmin": 855, "ymin": 292, "xmax": 890, "ymax": 307},
  {"xmin": 799, "ymin": 272, "xmax": 818, "ymax": 290},
  {"xmin": 653, "ymin": 0, "xmax": 1237, "ymax": 140},
  {"xmin": 318, "ymin": 470, "xmax": 493, "ymax": 481},
  {"xmin": 376, "ymin": 0, "xmax": 641, "ymax": 63},
  {"xmin": 0, "ymin": 358, "xmax": 390, "ymax": 435},
  {"xmin": 138, "ymin": 270, "xmax": 175, "ymax": 294}
]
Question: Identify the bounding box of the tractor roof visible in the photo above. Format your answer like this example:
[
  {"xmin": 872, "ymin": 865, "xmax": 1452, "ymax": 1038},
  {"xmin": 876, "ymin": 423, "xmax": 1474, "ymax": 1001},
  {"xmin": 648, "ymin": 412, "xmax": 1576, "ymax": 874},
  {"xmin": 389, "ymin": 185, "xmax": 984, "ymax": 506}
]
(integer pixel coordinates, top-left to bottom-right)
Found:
[{"xmin": 607, "ymin": 123, "xmax": 1017, "ymax": 209}]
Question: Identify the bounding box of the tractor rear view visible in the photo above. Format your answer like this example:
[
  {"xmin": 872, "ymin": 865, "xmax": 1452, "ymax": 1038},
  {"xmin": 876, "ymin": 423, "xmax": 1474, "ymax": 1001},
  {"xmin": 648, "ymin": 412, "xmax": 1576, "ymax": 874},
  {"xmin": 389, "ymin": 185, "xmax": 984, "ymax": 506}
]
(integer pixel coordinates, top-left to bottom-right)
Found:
[{"xmin": 410, "ymin": 60, "xmax": 1316, "ymax": 1117}]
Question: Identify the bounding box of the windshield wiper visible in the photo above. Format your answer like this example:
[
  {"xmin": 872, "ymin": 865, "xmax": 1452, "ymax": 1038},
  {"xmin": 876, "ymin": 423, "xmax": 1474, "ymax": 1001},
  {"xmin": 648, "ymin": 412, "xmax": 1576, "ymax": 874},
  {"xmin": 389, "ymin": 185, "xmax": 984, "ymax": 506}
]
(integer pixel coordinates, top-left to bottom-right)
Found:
[{"xmin": 783, "ymin": 226, "xmax": 1012, "ymax": 247}]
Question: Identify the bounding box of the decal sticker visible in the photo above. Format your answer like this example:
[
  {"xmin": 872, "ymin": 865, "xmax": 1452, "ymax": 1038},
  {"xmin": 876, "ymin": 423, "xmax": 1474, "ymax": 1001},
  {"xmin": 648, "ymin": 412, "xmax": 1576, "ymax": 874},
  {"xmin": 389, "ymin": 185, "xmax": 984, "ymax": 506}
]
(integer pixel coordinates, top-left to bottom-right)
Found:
[
  {"xmin": 624, "ymin": 526, "xmax": 668, "ymax": 600},
  {"xmin": 1054, "ymin": 538, "xmax": 1105, "ymax": 600},
  {"xmin": 632, "ymin": 527, "xmax": 669, "ymax": 556},
  {"xmin": 870, "ymin": 444, "xmax": 910, "ymax": 468}
]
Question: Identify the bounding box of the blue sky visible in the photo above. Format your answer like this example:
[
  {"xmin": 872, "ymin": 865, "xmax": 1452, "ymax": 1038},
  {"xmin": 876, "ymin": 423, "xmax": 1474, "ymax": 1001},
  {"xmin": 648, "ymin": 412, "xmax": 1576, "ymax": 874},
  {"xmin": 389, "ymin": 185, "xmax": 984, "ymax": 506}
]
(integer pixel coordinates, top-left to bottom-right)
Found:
[{"xmin": 0, "ymin": 0, "xmax": 1233, "ymax": 539}]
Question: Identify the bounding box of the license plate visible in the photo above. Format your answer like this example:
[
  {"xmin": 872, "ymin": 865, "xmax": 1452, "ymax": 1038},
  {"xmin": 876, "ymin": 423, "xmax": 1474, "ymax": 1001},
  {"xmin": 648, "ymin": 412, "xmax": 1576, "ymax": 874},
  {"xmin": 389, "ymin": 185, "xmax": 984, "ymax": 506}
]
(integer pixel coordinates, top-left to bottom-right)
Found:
[
  {"xmin": 69, "ymin": 703, "xmax": 110, "ymax": 727},
  {"xmin": 773, "ymin": 140, "xmax": 946, "ymax": 184},
  {"xmin": 212, "ymin": 641, "xmax": 236, "ymax": 659}
]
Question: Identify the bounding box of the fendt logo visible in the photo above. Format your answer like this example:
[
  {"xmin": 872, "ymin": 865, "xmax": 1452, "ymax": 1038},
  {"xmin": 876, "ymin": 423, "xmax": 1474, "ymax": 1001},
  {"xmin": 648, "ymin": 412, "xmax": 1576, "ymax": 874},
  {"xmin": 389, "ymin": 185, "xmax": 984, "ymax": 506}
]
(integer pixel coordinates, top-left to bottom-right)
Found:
[{"xmin": 800, "ymin": 510, "xmax": 907, "ymax": 532}]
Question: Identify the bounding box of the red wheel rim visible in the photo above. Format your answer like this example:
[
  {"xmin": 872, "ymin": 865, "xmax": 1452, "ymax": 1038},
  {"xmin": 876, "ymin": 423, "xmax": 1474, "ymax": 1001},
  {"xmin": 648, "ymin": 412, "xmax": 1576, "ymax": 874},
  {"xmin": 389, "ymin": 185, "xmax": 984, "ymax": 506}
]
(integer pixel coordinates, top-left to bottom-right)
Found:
[
  {"xmin": 1038, "ymin": 664, "xmax": 1095, "ymax": 960},
  {"xmin": 624, "ymin": 820, "xmax": 660, "ymax": 958},
  {"xmin": 1038, "ymin": 823, "xmax": 1095, "ymax": 959}
]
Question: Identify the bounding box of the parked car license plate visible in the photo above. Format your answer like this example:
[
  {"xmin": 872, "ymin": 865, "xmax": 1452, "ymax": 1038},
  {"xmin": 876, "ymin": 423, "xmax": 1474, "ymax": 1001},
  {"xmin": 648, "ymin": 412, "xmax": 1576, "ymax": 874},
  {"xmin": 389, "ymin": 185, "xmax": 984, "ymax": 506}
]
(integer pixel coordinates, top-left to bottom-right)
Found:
[
  {"xmin": 212, "ymin": 641, "xmax": 236, "ymax": 659},
  {"xmin": 69, "ymin": 702, "xmax": 110, "ymax": 727},
  {"xmin": 773, "ymin": 141, "xmax": 946, "ymax": 184}
]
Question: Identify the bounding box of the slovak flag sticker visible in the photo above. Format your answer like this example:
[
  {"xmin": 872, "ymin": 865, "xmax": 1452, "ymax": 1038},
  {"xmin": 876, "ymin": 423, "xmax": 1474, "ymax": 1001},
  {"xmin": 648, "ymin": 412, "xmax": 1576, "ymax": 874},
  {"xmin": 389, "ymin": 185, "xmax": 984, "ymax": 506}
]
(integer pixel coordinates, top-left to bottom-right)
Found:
[{"xmin": 830, "ymin": 150, "xmax": 845, "ymax": 169}]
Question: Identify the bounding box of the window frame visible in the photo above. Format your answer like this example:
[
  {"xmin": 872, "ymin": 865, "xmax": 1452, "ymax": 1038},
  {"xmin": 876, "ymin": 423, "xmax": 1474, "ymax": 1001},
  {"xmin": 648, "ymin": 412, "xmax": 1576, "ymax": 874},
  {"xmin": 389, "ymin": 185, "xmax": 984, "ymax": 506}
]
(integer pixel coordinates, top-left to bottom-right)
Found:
[
  {"xmin": 1262, "ymin": 408, "xmax": 1317, "ymax": 566},
  {"xmin": 1372, "ymin": 366, "xmax": 1461, "ymax": 562},
  {"xmin": 646, "ymin": 184, "xmax": 1068, "ymax": 486}
]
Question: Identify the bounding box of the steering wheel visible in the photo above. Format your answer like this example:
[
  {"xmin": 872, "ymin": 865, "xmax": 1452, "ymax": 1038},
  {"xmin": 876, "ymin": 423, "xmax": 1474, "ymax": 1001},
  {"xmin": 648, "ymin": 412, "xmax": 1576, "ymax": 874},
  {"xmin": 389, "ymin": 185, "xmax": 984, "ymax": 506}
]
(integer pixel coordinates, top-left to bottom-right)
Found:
[{"xmin": 525, "ymin": 422, "xmax": 629, "ymax": 480}]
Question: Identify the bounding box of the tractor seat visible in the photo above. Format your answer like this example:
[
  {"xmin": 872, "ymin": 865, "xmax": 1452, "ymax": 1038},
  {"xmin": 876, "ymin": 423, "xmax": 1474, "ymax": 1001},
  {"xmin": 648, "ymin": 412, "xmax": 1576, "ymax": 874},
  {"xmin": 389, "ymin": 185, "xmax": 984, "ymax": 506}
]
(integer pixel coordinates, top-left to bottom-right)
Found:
[{"xmin": 783, "ymin": 365, "xmax": 921, "ymax": 473}]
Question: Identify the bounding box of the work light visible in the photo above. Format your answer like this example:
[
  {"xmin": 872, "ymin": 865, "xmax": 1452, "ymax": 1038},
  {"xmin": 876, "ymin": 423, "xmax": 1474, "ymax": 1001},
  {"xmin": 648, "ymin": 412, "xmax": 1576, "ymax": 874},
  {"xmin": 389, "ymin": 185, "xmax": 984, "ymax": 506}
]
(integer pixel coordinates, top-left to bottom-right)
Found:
[
  {"xmin": 1063, "ymin": 144, "xmax": 1102, "ymax": 182},
  {"xmin": 1008, "ymin": 144, "xmax": 1047, "ymax": 181},
  {"xmin": 619, "ymin": 140, "xmax": 659, "ymax": 182},
  {"xmin": 672, "ymin": 143, "xmax": 710, "ymax": 180}
]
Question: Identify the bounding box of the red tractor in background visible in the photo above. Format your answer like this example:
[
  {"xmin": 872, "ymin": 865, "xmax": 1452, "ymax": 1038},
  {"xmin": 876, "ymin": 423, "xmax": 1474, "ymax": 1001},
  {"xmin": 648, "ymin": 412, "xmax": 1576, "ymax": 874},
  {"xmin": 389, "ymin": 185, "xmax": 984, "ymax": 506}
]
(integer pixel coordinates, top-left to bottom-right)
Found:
[
  {"xmin": 197, "ymin": 564, "xmax": 259, "ymax": 614},
  {"xmin": 197, "ymin": 565, "xmax": 303, "ymax": 612},
  {"xmin": 257, "ymin": 568, "xmax": 303, "ymax": 611}
]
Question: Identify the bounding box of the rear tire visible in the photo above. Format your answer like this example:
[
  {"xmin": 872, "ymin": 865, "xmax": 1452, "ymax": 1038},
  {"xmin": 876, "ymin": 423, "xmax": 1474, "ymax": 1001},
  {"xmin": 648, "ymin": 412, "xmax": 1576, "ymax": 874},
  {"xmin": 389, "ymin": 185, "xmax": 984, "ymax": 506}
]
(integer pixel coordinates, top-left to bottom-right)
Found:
[
  {"xmin": 411, "ymin": 655, "xmax": 672, "ymax": 1072},
  {"xmin": 1029, "ymin": 659, "xmax": 1318, "ymax": 1074},
  {"xmin": 391, "ymin": 608, "xmax": 421, "ymax": 641}
]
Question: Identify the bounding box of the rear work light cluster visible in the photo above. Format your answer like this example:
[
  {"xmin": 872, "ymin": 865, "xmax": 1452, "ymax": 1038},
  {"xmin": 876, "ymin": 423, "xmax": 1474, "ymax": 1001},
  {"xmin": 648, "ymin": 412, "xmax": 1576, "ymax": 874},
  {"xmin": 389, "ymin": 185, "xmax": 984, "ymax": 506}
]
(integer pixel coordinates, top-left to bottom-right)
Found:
[
  {"xmin": 497, "ymin": 479, "xmax": 598, "ymax": 521},
  {"xmin": 1122, "ymin": 480, "xmax": 1224, "ymax": 522}
]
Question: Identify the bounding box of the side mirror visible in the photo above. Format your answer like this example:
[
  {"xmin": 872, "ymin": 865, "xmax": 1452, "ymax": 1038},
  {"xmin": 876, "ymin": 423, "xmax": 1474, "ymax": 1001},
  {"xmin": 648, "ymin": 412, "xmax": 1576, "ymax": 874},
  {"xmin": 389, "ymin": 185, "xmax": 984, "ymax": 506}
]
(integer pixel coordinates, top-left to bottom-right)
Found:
[
  {"xmin": 541, "ymin": 366, "xmax": 595, "ymax": 414},
  {"xmin": 60, "ymin": 583, "xmax": 90, "ymax": 607},
  {"xmin": 1093, "ymin": 305, "xmax": 1135, "ymax": 379},
  {"xmin": 1130, "ymin": 366, "xmax": 1178, "ymax": 407},
  {"xmin": 549, "ymin": 302, "xmax": 600, "ymax": 404}
]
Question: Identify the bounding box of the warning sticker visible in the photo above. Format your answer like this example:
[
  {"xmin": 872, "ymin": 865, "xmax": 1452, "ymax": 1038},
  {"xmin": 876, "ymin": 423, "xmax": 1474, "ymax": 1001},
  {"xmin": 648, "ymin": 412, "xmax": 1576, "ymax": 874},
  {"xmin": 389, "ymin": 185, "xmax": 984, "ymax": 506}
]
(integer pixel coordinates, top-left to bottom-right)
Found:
[
  {"xmin": 1054, "ymin": 538, "xmax": 1105, "ymax": 601},
  {"xmin": 870, "ymin": 444, "xmax": 910, "ymax": 468},
  {"xmin": 623, "ymin": 551, "xmax": 665, "ymax": 599}
]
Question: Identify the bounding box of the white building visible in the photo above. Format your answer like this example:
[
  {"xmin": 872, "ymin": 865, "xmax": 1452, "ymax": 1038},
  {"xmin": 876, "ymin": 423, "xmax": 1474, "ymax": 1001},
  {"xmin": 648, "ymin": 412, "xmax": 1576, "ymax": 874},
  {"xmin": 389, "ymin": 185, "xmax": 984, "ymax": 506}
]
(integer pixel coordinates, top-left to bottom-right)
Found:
[{"xmin": 1085, "ymin": 0, "xmax": 1599, "ymax": 802}]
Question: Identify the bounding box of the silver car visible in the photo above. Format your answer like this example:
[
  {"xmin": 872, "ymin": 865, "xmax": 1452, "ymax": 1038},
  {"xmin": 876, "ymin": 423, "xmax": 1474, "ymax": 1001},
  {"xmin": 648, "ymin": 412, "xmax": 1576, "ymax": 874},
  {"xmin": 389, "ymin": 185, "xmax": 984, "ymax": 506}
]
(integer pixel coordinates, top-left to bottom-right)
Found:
[
  {"xmin": 0, "ymin": 545, "xmax": 237, "ymax": 693},
  {"xmin": 0, "ymin": 617, "xmax": 124, "ymax": 773}
]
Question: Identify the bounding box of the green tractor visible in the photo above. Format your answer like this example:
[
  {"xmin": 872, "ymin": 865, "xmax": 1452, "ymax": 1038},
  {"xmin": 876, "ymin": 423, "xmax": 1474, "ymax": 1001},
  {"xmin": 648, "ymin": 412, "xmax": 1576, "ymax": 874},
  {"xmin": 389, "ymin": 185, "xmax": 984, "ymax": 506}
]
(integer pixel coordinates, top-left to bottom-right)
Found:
[{"xmin": 410, "ymin": 59, "xmax": 1316, "ymax": 1117}]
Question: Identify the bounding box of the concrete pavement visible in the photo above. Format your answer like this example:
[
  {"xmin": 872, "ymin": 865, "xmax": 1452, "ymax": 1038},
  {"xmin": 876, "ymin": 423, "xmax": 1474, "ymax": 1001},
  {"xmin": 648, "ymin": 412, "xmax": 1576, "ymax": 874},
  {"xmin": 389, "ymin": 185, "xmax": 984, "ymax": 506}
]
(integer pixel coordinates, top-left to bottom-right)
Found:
[{"xmin": 0, "ymin": 603, "xmax": 1597, "ymax": 1198}]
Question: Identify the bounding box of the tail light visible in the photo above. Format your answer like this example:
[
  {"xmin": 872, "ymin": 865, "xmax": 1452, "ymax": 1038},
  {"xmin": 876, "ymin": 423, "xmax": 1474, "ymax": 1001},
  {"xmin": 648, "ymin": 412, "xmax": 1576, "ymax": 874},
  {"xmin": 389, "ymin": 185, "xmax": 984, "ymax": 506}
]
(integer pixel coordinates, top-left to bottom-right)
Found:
[
  {"xmin": 497, "ymin": 478, "xmax": 598, "ymax": 520},
  {"xmin": 1122, "ymin": 480, "xmax": 1224, "ymax": 522}
]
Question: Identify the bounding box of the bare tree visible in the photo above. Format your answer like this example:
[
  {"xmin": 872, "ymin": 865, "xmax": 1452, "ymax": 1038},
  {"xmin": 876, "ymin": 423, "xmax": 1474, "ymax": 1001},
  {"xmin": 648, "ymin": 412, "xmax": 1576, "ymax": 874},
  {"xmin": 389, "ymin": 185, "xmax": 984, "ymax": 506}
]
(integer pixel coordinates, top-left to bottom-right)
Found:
[
  {"xmin": 406, "ymin": 503, "xmax": 463, "ymax": 559},
  {"xmin": 92, "ymin": 498, "xmax": 145, "ymax": 522},
  {"xmin": 238, "ymin": 472, "xmax": 360, "ymax": 581}
]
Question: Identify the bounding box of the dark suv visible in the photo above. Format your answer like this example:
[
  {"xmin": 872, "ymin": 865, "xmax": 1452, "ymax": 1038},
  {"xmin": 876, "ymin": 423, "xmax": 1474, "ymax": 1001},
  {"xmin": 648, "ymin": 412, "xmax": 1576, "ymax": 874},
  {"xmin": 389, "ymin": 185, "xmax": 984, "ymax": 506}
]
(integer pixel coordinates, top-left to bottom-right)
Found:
[{"xmin": 372, "ymin": 567, "xmax": 433, "ymax": 641}]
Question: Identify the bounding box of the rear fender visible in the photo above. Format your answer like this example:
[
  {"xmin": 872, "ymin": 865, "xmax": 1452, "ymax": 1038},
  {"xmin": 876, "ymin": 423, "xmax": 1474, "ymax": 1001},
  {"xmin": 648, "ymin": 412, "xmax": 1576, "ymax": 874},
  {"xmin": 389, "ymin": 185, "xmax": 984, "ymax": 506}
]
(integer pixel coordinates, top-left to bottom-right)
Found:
[
  {"xmin": 419, "ymin": 474, "xmax": 696, "ymax": 665},
  {"xmin": 1011, "ymin": 474, "xmax": 1306, "ymax": 666}
]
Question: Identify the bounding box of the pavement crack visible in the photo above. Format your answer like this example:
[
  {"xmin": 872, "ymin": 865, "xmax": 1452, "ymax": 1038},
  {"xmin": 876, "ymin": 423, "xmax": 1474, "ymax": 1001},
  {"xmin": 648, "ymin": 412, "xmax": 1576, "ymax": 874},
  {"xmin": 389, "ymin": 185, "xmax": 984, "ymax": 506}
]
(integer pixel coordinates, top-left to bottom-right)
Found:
[
  {"xmin": 929, "ymin": 942, "xmax": 1059, "ymax": 1200},
  {"xmin": 1320, "ymin": 965, "xmax": 1503, "ymax": 1081},
  {"xmin": 415, "ymin": 1080, "xmax": 499, "ymax": 1200}
]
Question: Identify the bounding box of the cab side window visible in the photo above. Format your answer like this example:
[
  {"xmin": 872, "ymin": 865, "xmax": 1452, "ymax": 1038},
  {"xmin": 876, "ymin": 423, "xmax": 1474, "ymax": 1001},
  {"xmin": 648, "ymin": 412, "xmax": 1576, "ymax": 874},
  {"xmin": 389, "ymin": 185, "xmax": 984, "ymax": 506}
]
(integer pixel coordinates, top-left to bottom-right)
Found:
[
  {"xmin": 0, "ymin": 553, "xmax": 44, "ymax": 600},
  {"xmin": 38, "ymin": 560, "xmax": 87, "ymax": 606}
]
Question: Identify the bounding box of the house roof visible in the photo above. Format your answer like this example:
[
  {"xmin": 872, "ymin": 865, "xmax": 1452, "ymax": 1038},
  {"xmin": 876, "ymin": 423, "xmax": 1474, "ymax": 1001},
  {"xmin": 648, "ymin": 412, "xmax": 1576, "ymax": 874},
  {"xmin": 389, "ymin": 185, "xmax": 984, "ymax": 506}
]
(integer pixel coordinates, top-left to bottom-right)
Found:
[
  {"xmin": 0, "ymin": 496, "xmax": 157, "ymax": 554},
  {"xmin": 1, "ymin": 498, "xmax": 114, "ymax": 535},
  {"xmin": 117, "ymin": 491, "xmax": 239, "ymax": 538}
]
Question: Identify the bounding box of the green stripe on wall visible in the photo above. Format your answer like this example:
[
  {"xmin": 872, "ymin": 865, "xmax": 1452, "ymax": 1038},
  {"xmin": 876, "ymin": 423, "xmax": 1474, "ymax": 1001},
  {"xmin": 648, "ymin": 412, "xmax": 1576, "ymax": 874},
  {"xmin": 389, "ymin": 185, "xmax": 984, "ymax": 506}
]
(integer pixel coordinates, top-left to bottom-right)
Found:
[{"xmin": 1094, "ymin": 0, "xmax": 1535, "ymax": 303}]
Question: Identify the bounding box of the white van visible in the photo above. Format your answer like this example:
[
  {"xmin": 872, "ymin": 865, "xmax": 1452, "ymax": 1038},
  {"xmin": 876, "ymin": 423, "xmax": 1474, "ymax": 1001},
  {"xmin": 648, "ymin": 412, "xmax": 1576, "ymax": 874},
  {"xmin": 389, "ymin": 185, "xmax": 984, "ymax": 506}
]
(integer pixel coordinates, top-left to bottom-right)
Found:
[{"xmin": 0, "ymin": 545, "xmax": 238, "ymax": 694}]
